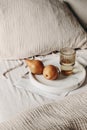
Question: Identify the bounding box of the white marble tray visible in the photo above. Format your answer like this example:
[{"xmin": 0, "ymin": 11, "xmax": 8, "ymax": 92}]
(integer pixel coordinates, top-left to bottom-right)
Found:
[{"xmin": 29, "ymin": 58, "xmax": 86, "ymax": 95}]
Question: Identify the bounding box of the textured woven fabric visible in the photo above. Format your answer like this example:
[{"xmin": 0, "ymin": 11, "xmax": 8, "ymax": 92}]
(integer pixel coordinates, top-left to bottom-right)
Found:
[
  {"xmin": 0, "ymin": 0, "xmax": 87, "ymax": 59},
  {"xmin": 0, "ymin": 91, "xmax": 87, "ymax": 130}
]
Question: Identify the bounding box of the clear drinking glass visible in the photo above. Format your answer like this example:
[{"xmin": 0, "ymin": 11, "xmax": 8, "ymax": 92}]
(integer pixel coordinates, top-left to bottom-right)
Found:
[{"xmin": 60, "ymin": 47, "xmax": 76, "ymax": 76}]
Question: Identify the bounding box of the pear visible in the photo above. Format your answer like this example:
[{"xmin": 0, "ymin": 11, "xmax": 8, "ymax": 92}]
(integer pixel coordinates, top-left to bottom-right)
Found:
[
  {"xmin": 25, "ymin": 59, "xmax": 44, "ymax": 74},
  {"xmin": 43, "ymin": 65, "xmax": 59, "ymax": 80}
]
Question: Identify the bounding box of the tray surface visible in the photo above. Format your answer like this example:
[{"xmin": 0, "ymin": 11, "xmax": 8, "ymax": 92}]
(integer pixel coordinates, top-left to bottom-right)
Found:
[{"xmin": 29, "ymin": 57, "xmax": 86, "ymax": 94}]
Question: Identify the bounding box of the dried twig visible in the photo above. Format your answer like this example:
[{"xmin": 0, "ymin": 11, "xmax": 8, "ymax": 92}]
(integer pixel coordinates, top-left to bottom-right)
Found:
[
  {"xmin": 3, "ymin": 60, "xmax": 24, "ymax": 78},
  {"xmin": 21, "ymin": 71, "xmax": 29, "ymax": 78}
]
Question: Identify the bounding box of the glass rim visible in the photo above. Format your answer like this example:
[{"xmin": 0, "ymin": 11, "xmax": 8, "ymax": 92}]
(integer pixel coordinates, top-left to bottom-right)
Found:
[{"xmin": 60, "ymin": 47, "xmax": 76, "ymax": 56}]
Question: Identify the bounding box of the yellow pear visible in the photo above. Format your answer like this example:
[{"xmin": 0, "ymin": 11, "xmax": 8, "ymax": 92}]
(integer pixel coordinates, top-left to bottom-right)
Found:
[
  {"xmin": 43, "ymin": 65, "xmax": 59, "ymax": 80},
  {"xmin": 25, "ymin": 59, "xmax": 44, "ymax": 74}
]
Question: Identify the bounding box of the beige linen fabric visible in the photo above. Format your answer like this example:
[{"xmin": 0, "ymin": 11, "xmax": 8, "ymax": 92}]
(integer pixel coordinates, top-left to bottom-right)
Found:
[
  {"xmin": 0, "ymin": 49, "xmax": 87, "ymax": 123},
  {"xmin": 0, "ymin": 91, "xmax": 87, "ymax": 130},
  {"xmin": 64, "ymin": 0, "xmax": 87, "ymax": 28},
  {"xmin": 0, "ymin": 0, "xmax": 87, "ymax": 59}
]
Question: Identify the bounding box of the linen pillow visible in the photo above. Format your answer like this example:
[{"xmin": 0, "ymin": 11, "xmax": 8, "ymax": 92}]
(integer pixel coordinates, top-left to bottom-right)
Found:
[
  {"xmin": 0, "ymin": 0, "xmax": 87, "ymax": 59},
  {"xmin": 64, "ymin": 0, "xmax": 87, "ymax": 29}
]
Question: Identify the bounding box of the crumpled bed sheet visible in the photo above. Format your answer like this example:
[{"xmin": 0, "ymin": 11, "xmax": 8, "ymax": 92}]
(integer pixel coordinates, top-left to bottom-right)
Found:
[{"xmin": 0, "ymin": 49, "xmax": 87, "ymax": 123}]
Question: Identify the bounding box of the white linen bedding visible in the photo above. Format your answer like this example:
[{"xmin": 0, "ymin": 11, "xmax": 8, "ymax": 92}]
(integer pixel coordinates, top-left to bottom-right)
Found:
[
  {"xmin": 0, "ymin": 0, "xmax": 87, "ymax": 60},
  {"xmin": 0, "ymin": 49, "xmax": 87, "ymax": 123}
]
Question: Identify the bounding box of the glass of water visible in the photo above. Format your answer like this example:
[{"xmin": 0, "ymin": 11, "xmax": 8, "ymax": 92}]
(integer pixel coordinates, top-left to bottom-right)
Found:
[{"xmin": 60, "ymin": 47, "xmax": 76, "ymax": 76}]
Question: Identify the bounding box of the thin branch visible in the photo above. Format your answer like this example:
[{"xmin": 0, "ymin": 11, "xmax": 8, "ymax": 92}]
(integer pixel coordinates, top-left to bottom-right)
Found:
[{"xmin": 3, "ymin": 60, "xmax": 24, "ymax": 78}]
